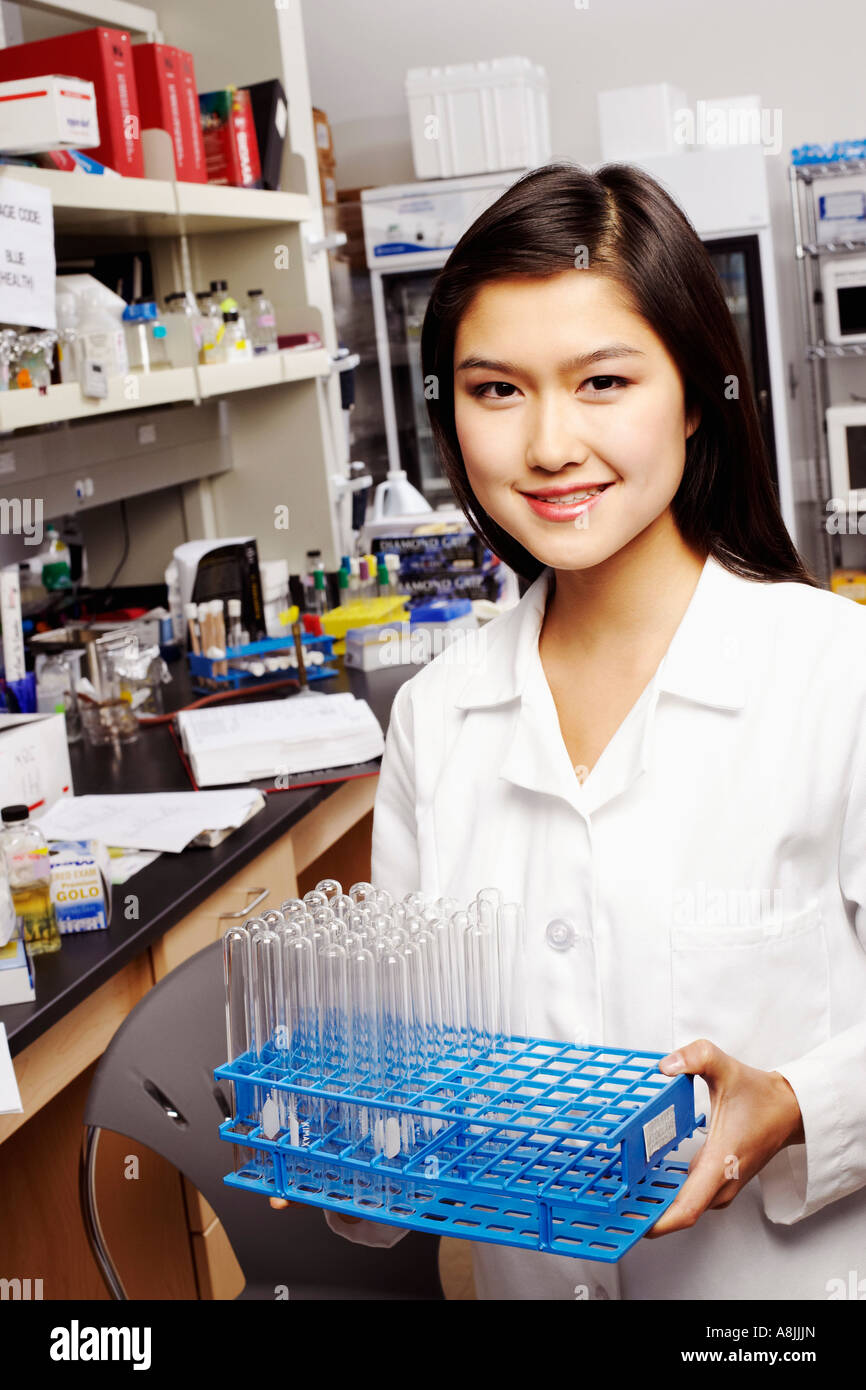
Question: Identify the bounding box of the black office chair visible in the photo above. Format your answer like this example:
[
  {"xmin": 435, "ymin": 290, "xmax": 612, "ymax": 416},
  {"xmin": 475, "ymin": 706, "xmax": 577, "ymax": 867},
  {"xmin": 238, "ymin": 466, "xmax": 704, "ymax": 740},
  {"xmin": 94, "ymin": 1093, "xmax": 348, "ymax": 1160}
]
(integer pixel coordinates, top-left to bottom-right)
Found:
[{"xmin": 79, "ymin": 939, "xmax": 444, "ymax": 1300}]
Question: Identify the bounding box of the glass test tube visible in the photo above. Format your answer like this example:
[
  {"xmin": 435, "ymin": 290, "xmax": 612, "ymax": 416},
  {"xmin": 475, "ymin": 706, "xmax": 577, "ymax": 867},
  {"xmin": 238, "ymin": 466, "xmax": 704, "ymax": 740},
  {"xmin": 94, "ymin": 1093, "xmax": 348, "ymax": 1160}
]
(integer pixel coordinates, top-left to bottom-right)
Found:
[
  {"xmin": 283, "ymin": 933, "xmax": 322, "ymax": 1189},
  {"xmin": 318, "ymin": 942, "xmax": 350, "ymax": 1189},
  {"xmin": 378, "ymin": 943, "xmax": 411, "ymax": 1208},
  {"xmin": 498, "ymin": 901, "xmax": 527, "ymax": 1041},
  {"xmin": 223, "ymin": 925, "xmax": 257, "ymax": 1175},
  {"xmin": 249, "ymin": 926, "xmax": 282, "ymax": 1182},
  {"xmin": 348, "ymin": 945, "xmax": 384, "ymax": 1208}
]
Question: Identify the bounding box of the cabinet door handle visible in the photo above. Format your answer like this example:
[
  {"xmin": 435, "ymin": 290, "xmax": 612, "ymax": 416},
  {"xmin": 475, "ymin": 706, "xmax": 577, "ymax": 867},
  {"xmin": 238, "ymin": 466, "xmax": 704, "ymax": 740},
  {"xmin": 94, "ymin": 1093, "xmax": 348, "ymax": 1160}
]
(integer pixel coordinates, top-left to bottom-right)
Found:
[{"xmin": 217, "ymin": 887, "xmax": 270, "ymax": 927}]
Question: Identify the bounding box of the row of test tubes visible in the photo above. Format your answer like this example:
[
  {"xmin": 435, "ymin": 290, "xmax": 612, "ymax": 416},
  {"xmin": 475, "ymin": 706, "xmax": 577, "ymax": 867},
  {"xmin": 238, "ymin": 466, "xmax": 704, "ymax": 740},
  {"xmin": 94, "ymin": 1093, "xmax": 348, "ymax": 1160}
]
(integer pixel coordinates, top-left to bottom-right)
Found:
[{"xmin": 222, "ymin": 879, "xmax": 527, "ymax": 1213}]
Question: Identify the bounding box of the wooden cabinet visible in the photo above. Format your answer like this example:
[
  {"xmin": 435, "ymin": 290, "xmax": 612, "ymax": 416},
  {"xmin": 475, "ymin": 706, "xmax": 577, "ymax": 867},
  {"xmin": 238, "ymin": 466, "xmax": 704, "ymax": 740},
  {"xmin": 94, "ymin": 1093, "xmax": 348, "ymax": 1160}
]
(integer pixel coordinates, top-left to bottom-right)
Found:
[{"xmin": 0, "ymin": 777, "xmax": 378, "ymax": 1299}]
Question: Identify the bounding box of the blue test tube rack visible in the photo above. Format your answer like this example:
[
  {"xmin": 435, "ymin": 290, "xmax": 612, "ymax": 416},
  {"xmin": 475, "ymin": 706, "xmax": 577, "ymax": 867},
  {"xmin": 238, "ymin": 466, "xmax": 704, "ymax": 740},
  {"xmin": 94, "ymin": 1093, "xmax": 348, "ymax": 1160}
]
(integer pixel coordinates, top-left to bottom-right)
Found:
[
  {"xmin": 214, "ymin": 1037, "xmax": 705, "ymax": 1262},
  {"xmin": 189, "ymin": 634, "xmax": 338, "ymax": 694}
]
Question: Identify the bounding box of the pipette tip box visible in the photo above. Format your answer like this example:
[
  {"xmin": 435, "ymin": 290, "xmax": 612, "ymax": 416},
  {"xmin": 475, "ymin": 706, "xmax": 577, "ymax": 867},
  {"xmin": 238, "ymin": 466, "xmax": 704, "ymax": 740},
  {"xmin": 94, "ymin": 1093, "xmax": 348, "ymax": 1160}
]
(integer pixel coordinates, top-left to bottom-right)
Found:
[{"xmin": 215, "ymin": 1037, "xmax": 705, "ymax": 1262}]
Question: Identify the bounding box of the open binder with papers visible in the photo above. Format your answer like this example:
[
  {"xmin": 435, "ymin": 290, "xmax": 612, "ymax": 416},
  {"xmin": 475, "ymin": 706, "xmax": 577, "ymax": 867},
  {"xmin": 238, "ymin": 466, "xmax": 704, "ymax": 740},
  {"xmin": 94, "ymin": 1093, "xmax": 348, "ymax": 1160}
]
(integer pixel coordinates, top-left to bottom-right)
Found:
[{"xmin": 174, "ymin": 692, "xmax": 385, "ymax": 789}]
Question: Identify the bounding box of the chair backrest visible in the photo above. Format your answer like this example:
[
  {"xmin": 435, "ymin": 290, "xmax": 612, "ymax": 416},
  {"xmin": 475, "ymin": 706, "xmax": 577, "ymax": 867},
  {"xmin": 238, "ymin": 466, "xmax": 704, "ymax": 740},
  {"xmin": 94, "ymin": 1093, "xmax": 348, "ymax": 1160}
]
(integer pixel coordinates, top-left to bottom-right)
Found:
[{"xmin": 84, "ymin": 939, "xmax": 443, "ymax": 1299}]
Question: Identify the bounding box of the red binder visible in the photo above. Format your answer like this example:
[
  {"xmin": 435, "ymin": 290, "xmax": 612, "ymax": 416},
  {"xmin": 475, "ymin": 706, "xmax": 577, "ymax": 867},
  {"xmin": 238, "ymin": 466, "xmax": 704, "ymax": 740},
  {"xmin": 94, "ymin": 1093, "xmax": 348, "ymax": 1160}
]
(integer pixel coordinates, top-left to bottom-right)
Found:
[
  {"xmin": 132, "ymin": 43, "xmax": 206, "ymax": 184},
  {"xmin": 0, "ymin": 26, "xmax": 143, "ymax": 177}
]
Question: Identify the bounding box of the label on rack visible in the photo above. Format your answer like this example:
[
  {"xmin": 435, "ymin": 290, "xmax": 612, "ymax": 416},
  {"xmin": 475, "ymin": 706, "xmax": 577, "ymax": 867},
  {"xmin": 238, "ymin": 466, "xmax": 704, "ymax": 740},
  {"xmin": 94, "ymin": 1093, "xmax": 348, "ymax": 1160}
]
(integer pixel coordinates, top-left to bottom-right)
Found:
[
  {"xmin": 288, "ymin": 1093, "xmax": 300, "ymax": 1147},
  {"xmin": 643, "ymin": 1103, "xmax": 676, "ymax": 1160}
]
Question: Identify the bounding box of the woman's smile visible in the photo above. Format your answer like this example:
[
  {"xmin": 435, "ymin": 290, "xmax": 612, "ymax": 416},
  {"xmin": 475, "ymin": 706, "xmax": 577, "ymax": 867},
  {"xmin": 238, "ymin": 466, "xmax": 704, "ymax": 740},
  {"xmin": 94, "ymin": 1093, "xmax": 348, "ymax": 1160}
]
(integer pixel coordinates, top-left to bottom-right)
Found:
[{"xmin": 519, "ymin": 480, "xmax": 615, "ymax": 522}]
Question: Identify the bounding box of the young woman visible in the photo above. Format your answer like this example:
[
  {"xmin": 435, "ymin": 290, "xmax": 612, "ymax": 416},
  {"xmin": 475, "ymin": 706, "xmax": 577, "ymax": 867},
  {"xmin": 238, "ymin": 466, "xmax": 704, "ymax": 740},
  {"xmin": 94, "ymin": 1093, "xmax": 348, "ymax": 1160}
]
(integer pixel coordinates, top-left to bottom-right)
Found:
[{"xmin": 304, "ymin": 163, "xmax": 866, "ymax": 1300}]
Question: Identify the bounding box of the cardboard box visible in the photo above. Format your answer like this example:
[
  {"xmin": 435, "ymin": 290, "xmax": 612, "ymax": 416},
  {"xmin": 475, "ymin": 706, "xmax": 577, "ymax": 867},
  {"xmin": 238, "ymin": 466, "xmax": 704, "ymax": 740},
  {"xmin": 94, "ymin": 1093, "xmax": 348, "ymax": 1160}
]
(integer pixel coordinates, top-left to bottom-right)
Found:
[
  {"xmin": 0, "ymin": 27, "xmax": 144, "ymax": 177},
  {"xmin": 597, "ymin": 82, "xmax": 688, "ymax": 162},
  {"xmin": 0, "ymin": 937, "xmax": 35, "ymax": 1005},
  {"xmin": 318, "ymin": 152, "xmax": 336, "ymax": 206},
  {"xmin": 132, "ymin": 43, "xmax": 206, "ymax": 184},
  {"xmin": 49, "ymin": 839, "xmax": 111, "ymax": 934},
  {"xmin": 312, "ymin": 106, "xmax": 333, "ymax": 161},
  {"xmin": 199, "ymin": 86, "xmax": 262, "ymax": 188},
  {"xmin": 0, "ymin": 74, "xmax": 99, "ymax": 155},
  {"xmin": 245, "ymin": 77, "xmax": 287, "ymax": 191},
  {"xmin": 0, "ymin": 712, "xmax": 73, "ymax": 816}
]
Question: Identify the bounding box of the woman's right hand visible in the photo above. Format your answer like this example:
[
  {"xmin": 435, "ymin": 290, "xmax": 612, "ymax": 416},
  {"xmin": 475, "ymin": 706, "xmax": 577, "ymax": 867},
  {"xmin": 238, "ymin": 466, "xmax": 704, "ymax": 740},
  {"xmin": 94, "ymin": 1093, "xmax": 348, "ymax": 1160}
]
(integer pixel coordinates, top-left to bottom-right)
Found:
[{"xmin": 269, "ymin": 1195, "xmax": 362, "ymax": 1224}]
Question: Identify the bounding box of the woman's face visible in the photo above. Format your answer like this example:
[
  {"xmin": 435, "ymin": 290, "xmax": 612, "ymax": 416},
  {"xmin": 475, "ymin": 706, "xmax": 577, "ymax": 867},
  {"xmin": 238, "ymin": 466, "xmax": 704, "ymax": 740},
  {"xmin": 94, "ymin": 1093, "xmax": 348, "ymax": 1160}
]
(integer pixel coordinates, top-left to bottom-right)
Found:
[{"xmin": 453, "ymin": 270, "xmax": 700, "ymax": 570}]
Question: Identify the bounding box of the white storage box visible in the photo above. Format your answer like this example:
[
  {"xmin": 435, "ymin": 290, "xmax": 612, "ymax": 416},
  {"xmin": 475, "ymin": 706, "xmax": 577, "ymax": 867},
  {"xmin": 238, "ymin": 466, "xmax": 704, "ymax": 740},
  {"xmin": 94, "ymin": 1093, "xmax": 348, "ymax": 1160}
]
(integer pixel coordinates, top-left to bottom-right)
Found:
[
  {"xmin": 597, "ymin": 83, "xmax": 688, "ymax": 161},
  {"xmin": 0, "ymin": 74, "xmax": 99, "ymax": 155},
  {"xmin": 0, "ymin": 712, "xmax": 73, "ymax": 816},
  {"xmin": 406, "ymin": 57, "xmax": 550, "ymax": 180}
]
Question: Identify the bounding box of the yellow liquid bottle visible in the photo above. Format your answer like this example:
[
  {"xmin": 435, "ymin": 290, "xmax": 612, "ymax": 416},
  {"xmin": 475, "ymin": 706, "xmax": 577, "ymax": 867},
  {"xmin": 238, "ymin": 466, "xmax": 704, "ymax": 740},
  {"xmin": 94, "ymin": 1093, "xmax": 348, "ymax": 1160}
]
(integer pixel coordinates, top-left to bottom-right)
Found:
[
  {"xmin": 0, "ymin": 805, "xmax": 61, "ymax": 957},
  {"xmin": 11, "ymin": 877, "xmax": 60, "ymax": 956}
]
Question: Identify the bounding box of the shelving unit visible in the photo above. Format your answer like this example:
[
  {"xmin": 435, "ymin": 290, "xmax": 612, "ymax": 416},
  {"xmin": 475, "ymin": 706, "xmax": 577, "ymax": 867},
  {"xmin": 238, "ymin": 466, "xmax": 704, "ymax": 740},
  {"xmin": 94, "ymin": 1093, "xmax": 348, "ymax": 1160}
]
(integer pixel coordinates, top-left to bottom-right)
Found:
[
  {"xmin": 790, "ymin": 157, "xmax": 866, "ymax": 582},
  {"xmin": 0, "ymin": 0, "xmax": 348, "ymax": 582}
]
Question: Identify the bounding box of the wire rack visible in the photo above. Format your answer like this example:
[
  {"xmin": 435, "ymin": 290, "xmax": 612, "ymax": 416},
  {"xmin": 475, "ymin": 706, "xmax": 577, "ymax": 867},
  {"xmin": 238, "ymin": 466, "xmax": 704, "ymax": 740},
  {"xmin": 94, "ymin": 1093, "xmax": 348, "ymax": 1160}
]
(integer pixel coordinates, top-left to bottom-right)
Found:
[{"xmin": 215, "ymin": 1037, "xmax": 705, "ymax": 1262}]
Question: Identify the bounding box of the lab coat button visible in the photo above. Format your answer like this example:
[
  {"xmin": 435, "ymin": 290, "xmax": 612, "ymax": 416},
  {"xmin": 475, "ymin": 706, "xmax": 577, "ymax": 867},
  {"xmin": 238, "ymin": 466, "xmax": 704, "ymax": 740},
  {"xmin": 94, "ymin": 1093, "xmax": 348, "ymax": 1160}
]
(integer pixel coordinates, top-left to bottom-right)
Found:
[{"xmin": 545, "ymin": 918, "xmax": 575, "ymax": 951}]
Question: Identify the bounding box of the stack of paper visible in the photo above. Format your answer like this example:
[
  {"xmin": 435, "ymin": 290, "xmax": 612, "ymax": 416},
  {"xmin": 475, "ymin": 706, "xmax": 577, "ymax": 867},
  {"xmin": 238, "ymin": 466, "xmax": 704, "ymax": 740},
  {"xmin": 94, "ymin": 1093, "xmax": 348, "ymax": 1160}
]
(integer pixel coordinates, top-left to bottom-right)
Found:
[
  {"xmin": 175, "ymin": 692, "xmax": 385, "ymax": 787},
  {"xmin": 37, "ymin": 789, "xmax": 265, "ymax": 853}
]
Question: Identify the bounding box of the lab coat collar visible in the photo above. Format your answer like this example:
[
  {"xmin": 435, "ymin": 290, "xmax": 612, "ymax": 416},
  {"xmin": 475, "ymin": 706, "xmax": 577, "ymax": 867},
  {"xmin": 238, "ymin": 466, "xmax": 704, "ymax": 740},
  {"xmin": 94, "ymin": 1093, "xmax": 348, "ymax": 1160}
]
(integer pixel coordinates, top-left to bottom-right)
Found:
[{"xmin": 453, "ymin": 552, "xmax": 750, "ymax": 713}]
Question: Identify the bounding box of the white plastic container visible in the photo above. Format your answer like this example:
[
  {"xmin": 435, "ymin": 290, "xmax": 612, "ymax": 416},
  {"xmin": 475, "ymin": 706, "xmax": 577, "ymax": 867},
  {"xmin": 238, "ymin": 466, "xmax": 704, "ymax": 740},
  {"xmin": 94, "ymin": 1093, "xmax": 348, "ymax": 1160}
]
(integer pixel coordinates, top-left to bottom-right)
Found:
[
  {"xmin": 372, "ymin": 469, "xmax": 433, "ymax": 520},
  {"xmin": 597, "ymin": 83, "xmax": 688, "ymax": 162},
  {"xmin": 77, "ymin": 288, "xmax": 129, "ymax": 394},
  {"xmin": 260, "ymin": 557, "xmax": 290, "ymax": 636},
  {"xmin": 406, "ymin": 57, "xmax": 550, "ymax": 180}
]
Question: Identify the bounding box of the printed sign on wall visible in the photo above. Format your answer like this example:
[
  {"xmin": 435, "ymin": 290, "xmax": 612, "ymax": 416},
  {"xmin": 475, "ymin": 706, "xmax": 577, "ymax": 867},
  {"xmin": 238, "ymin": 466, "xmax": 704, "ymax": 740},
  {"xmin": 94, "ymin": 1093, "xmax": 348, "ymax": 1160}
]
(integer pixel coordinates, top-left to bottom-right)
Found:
[{"xmin": 0, "ymin": 176, "xmax": 56, "ymax": 329}]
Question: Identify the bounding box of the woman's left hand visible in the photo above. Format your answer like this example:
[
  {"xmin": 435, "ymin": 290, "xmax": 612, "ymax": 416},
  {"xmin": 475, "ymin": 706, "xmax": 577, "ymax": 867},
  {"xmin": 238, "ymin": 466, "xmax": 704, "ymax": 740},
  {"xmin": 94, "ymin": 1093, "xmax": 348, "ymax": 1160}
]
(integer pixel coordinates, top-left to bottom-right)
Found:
[{"xmin": 644, "ymin": 1038, "xmax": 806, "ymax": 1238}]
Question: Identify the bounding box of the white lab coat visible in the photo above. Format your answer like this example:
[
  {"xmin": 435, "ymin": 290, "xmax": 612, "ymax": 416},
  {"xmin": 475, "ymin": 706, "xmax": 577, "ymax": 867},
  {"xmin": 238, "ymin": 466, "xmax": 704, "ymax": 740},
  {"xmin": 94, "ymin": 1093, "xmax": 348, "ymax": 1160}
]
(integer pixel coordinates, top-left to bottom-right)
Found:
[{"xmin": 326, "ymin": 554, "xmax": 866, "ymax": 1299}]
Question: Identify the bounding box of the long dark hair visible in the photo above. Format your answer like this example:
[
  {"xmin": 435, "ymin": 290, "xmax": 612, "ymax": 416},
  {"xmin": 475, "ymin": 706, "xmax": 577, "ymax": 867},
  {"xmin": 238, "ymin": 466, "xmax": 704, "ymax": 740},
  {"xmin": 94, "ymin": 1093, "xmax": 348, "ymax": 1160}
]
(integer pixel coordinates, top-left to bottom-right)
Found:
[{"xmin": 421, "ymin": 161, "xmax": 818, "ymax": 586}]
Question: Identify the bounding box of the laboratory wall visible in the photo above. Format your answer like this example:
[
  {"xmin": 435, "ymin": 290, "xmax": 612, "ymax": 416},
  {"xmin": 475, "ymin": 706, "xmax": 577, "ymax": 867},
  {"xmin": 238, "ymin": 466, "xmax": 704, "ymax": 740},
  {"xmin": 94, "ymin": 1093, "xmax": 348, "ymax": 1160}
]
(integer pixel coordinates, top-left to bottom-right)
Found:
[{"xmin": 302, "ymin": 0, "xmax": 861, "ymax": 515}]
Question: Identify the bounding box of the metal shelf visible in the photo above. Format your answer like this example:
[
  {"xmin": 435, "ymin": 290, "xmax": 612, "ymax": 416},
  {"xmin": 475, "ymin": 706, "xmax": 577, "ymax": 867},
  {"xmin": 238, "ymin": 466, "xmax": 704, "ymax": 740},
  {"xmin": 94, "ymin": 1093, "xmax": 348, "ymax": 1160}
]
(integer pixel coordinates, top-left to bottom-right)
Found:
[
  {"xmin": 806, "ymin": 343, "xmax": 866, "ymax": 360},
  {"xmin": 793, "ymin": 158, "xmax": 866, "ymax": 182},
  {"xmin": 803, "ymin": 237, "xmax": 866, "ymax": 257},
  {"xmin": 0, "ymin": 351, "xmax": 331, "ymax": 429},
  {"xmin": 0, "ymin": 167, "xmax": 312, "ymax": 237},
  {"xmin": 788, "ymin": 160, "xmax": 866, "ymax": 579}
]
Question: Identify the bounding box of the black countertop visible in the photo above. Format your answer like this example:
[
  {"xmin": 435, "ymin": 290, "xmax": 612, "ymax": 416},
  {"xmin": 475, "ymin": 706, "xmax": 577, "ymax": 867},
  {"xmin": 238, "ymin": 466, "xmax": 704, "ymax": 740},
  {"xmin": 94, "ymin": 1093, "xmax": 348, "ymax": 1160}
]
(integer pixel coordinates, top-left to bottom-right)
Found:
[{"xmin": 2, "ymin": 656, "xmax": 411, "ymax": 1058}]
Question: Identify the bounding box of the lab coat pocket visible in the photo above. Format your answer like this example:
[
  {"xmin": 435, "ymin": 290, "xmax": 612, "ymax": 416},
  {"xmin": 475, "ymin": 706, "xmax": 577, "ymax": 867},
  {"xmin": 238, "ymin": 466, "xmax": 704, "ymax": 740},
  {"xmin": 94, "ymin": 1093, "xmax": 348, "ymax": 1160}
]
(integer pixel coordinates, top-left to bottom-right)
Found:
[{"xmin": 669, "ymin": 900, "xmax": 830, "ymax": 1071}]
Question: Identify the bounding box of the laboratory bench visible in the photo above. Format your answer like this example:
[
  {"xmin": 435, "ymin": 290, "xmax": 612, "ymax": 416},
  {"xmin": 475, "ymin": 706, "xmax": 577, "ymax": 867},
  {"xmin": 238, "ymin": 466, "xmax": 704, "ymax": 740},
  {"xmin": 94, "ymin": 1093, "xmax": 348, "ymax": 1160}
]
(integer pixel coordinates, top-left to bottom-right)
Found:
[{"xmin": 0, "ymin": 655, "xmax": 413, "ymax": 1299}]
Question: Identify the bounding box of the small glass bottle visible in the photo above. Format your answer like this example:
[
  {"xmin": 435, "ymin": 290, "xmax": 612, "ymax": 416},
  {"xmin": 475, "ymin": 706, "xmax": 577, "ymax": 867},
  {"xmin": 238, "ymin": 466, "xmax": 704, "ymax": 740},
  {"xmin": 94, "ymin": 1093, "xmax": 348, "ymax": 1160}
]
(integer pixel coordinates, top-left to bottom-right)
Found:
[
  {"xmin": 0, "ymin": 804, "xmax": 60, "ymax": 956},
  {"xmin": 55, "ymin": 293, "xmax": 81, "ymax": 384},
  {"xmin": 0, "ymin": 859, "xmax": 17, "ymax": 949},
  {"xmin": 221, "ymin": 309, "xmax": 253, "ymax": 361},
  {"xmin": 310, "ymin": 566, "xmax": 327, "ymax": 616},
  {"xmin": 123, "ymin": 300, "xmax": 171, "ymax": 372},
  {"xmin": 165, "ymin": 290, "xmax": 208, "ymax": 360},
  {"xmin": 245, "ymin": 288, "xmax": 278, "ymax": 354},
  {"xmin": 338, "ymin": 566, "xmax": 350, "ymax": 607}
]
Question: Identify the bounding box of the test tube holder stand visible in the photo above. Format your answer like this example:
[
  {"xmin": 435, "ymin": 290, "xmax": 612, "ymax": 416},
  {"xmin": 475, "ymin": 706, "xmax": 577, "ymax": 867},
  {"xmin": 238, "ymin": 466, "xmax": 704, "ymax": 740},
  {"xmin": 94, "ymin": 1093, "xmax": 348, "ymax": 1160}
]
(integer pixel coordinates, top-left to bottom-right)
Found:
[
  {"xmin": 215, "ymin": 1038, "xmax": 706, "ymax": 1263},
  {"xmin": 189, "ymin": 633, "xmax": 338, "ymax": 693}
]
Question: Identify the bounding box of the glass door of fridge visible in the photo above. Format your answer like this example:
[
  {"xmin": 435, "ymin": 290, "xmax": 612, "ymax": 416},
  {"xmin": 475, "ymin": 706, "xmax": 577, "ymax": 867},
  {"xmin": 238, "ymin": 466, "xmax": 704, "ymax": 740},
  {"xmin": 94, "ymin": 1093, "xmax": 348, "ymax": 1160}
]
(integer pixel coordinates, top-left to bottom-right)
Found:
[
  {"xmin": 705, "ymin": 234, "xmax": 778, "ymax": 492},
  {"xmin": 381, "ymin": 268, "xmax": 454, "ymax": 507}
]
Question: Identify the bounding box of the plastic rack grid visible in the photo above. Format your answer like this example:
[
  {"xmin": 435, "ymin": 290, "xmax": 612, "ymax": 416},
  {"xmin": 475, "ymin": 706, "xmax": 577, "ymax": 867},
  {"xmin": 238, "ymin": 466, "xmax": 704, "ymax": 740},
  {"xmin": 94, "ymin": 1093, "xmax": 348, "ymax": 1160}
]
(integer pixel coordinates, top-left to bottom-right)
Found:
[
  {"xmin": 215, "ymin": 1038, "xmax": 705, "ymax": 1262},
  {"xmin": 189, "ymin": 633, "xmax": 338, "ymax": 693}
]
